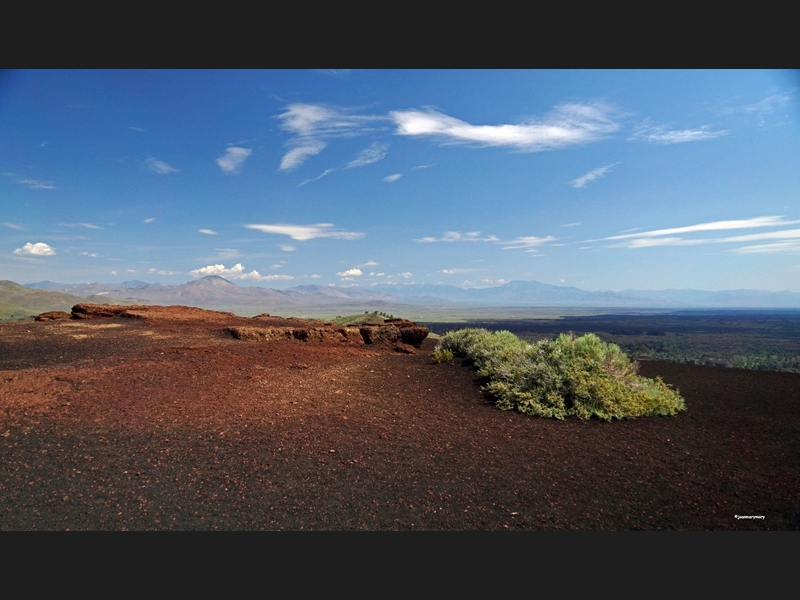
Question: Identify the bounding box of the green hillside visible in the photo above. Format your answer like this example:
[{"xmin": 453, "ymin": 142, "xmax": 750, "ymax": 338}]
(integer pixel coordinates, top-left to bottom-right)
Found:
[{"xmin": 0, "ymin": 280, "xmax": 130, "ymax": 322}]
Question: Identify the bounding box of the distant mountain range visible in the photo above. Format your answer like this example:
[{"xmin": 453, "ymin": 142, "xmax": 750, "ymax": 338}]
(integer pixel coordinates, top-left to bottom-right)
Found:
[{"xmin": 20, "ymin": 276, "xmax": 800, "ymax": 311}]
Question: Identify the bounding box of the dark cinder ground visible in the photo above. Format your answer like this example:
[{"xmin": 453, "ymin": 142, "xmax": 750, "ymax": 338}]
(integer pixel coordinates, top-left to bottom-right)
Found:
[{"xmin": 1, "ymin": 310, "xmax": 798, "ymax": 530}]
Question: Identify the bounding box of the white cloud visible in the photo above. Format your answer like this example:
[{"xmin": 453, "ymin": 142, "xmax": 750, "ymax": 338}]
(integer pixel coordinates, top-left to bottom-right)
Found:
[
  {"xmin": 276, "ymin": 103, "xmax": 386, "ymax": 171},
  {"xmin": 569, "ymin": 163, "xmax": 620, "ymax": 188},
  {"xmin": 214, "ymin": 248, "xmax": 240, "ymax": 260},
  {"xmin": 126, "ymin": 269, "xmax": 137, "ymax": 274},
  {"xmin": 316, "ymin": 69, "xmax": 352, "ymax": 78},
  {"xmin": 415, "ymin": 231, "xmax": 499, "ymax": 243},
  {"xmin": 721, "ymin": 228, "xmax": 800, "ymax": 243},
  {"xmin": 347, "ymin": 142, "xmax": 389, "ymax": 168},
  {"xmin": 280, "ymin": 141, "xmax": 327, "ymax": 171},
  {"xmin": 563, "ymin": 222, "xmax": 582, "ymax": 227},
  {"xmin": 299, "ymin": 168, "xmax": 335, "ymax": 186},
  {"xmin": 147, "ymin": 268, "xmax": 178, "ymax": 275},
  {"xmin": 629, "ymin": 123, "xmax": 728, "ymax": 144},
  {"xmin": 130, "ymin": 127, "xmax": 145, "ymax": 132},
  {"xmin": 597, "ymin": 217, "xmax": 800, "ymax": 251},
  {"xmin": 619, "ymin": 237, "xmax": 705, "ymax": 248},
  {"xmin": 3, "ymin": 222, "xmax": 24, "ymax": 230},
  {"xmin": 80, "ymin": 252, "xmax": 99, "ymax": 257},
  {"xmin": 245, "ymin": 223, "xmax": 364, "ymax": 241},
  {"xmin": 360, "ymin": 260, "xmax": 378, "ymax": 267},
  {"xmin": 144, "ymin": 217, "xmax": 156, "ymax": 223},
  {"xmin": 600, "ymin": 216, "xmax": 799, "ymax": 242},
  {"xmin": 310, "ymin": 274, "xmax": 321, "ymax": 279},
  {"xmin": 146, "ymin": 157, "xmax": 179, "ymax": 174},
  {"xmin": 733, "ymin": 241, "xmax": 800, "ymax": 254},
  {"xmin": 14, "ymin": 242, "xmax": 55, "ymax": 256},
  {"xmin": 442, "ymin": 268, "xmax": 480, "ymax": 274},
  {"xmin": 390, "ymin": 102, "xmax": 620, "ymax": 152},
  {"xmin": 62, "ymin": 222, "xmax": 103, "ymax": 230},
  {"xmin": 399, "ymin": 272, "xmax": 412, "ymax": 278},
  {"xmin": 199, "ymin": 229, "xmax": 218, "ymax": 235},
  {"xmin": 15, "ymin": 178, "xmax": 56, "ymax": 189},
  {"xmin": 383, "ymin": 173, "xmax": 402, "ymax": 183},
  {"xmin": 729, "ymin": 92, "xmax": 795, "ymax": 125},
  {"xmin": 336, "ymin": 268, "xmax": 363, "ymax": 277},
  {"xmin": 462, "ymin": 279, "xmax": 508, "ymax": 288},
  {"xmin": 501, "ymin": 236, "xmax": 557, "ymax": 250},
  {"xmin": 111, "ymin": 271, "xmax": 117, "ymax": 275},
  {"xmin": 217, "ymin": 147, "xmax": 252, "ymax": 174},
  {"xmin": 189, "ymin": 263, "xmax": 294, "ymax": 281},
  {"xmin": 280, "ymin": 245, "xmax": 296, "ymax": 252}
]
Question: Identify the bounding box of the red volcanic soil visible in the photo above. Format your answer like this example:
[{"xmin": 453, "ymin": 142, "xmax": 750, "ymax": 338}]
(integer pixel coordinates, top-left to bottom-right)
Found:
[{"xmin": 1, "ymin": 306, "xmax": 798, "ymax": 530}]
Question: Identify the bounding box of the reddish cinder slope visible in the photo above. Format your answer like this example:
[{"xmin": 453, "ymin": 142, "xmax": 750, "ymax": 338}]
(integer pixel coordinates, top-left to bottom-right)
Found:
[{"xmin": 0, "ymin": 306, "xmax": 797, "ymax": 530}]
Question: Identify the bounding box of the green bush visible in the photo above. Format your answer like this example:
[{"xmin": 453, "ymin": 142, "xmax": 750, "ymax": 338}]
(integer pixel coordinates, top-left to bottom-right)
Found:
[
  {"xmin": 431, "ymin": 347, "xmax": 453, "ymax": 363},
  {"xmin": 435, "ymin": 328, "xmax": 685, "ymax": 421}
]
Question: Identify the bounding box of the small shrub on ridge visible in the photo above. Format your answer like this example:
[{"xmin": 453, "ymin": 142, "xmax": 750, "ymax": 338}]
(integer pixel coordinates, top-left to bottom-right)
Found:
[{"xmin": 434, "ymin": 328, "xmax": 685, "ymax": 421}]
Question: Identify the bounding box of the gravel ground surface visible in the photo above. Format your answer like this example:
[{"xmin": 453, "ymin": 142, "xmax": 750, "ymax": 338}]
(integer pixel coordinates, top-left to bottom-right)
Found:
[{"xmin": 1, "ymin": 309, "xmax": 798, "ymax": 530}]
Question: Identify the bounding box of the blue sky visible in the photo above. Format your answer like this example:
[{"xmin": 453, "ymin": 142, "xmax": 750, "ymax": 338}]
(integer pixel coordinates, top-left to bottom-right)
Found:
[{"xmin": 2, "ymin": 69, "xmax": 798, "ymax": 291}]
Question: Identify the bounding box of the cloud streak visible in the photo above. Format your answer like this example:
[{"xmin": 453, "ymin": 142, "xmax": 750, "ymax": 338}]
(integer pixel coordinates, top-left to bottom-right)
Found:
[
  {"xmin": 629, "ymin": 123, "xmax": 728, "ymax": 144},
  {"xmin": 146, "ymin": 157, "xmax": 179, "ymax": 174},
  {"xmin": 390, "ymin": 102, "xmax": 620, "ymax": 152},
  {"xmin": 569, "ymin": 163, "xmax": 620, "ymax": 188},
  {"xmin": 276, "ymin": 103, "xmax": 384, "ymax": 171},
  {"xmin": 245, "ymin": 223, "xmax": 364, "ymax": 241},
  {"xmin": 415, "ymin": 231, "xmax": 500, "ymax": 243},
  {"xmin": 599, "ymin": 216, "xmax": 798, "ymax": 242}
]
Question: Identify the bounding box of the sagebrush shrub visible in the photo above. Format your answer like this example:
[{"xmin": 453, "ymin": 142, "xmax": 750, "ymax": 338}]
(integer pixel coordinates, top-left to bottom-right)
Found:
[{"xmin": 434, "ymin": 328, "xmax": 685, "ymax": 420}]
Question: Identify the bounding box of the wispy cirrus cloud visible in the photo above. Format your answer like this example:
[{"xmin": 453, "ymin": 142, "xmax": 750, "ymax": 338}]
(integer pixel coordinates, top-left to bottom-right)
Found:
[
  {"xmin": 391, "ymin": 102, "xmax": 620, "ymax": 152},
  {"xmin": 213, "ymin": 248, "xmax": 240, "ymax": 260},
  {"xmin": 189, "ymin": 263, "xmax": 294, "ymax": 281},
  {"xmin": 383, "ymin": 173, "xmax": 402, "ymax": 183},
  {"xmin": 502, "ymin": 236, "xmax": 558, "ymax": 252},
  {"xmin": 415, "ymin": 230, "xmax": 557, "ymax": 253},
  {"xmin": 61, "ymin": 222, "xmax": 103, "ymax": 230},
  {"xmin": 217, "ymin": 147, "xmax": 252, "ymax": 174},
  {"xmin": 587, "ymin": 216, "xmax": 800, "ymax": 254},
  {"xmin": 147, "ymin": 268, "xmax": 178, "ymax": 275},
  {"xmin": 299, "ymin": 168, "xmax": 334, "ymax": 187},
  {"xmin": 3, "ymin": 222, "xmax": 24, "ymax": 230},
  {"xmin": 724, "ymin": 91, "xmax": 794, "ymax": 125},
  {"xmin": 14, "ymin": 242, "xmax": 55, "ymax": 256},
  {"xmin": 245, "ymin": 223, "xmax": 364, "ymax": 241},
  {"xmin": 414, "ymin": 231, "xmax": 500, "ymax": 243},
  {"xmin": 628, "ymin": 122, "xmax": 728, "ymax": 144},
  {"xmin": 276, "ymin": 103, "xmax": 385, "ymax": 171},
  {"xmin": 347, "ymin": 142, "xmax": 389, "ymax": 168},
  {"xmin": 146, "ymin": 157, "xmax": 179, "ymax": 174},
  {"xmin": 569, "ymin": 163, "xmax": 620, "ymax": 188},
  {"xmin": 599, "ymin": 216, "xmax": 798, "ymax": 243},
  {"xmin": 199, "ymin": 229, "xmax": 218, "ymax": 235},
  {"xmin": 5, "ymin": 172, "xmax": 56, "ymax": 189},
  {"xmin": 144, "ymin": 217, "xmax": 156, "ymax": 223}
]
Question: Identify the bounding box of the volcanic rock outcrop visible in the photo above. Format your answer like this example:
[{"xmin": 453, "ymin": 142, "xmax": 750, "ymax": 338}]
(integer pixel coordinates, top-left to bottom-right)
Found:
[
  {"xmin": 34, "ymin": 311, "xmax": 71, "ymax": 321},
  {"xmin": 37, "ymin": 304, "xmax": 430, "ymax": 349}
]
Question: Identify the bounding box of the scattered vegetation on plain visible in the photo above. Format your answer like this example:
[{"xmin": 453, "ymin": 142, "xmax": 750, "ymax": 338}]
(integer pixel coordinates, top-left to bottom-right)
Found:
[
  {"xmin": 330, "ymin": 311, "xmax": 396, "ymax": 326},
  {"xmin": 434, "ymin": 328, "xmax": 685, "ymax": 421}
]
